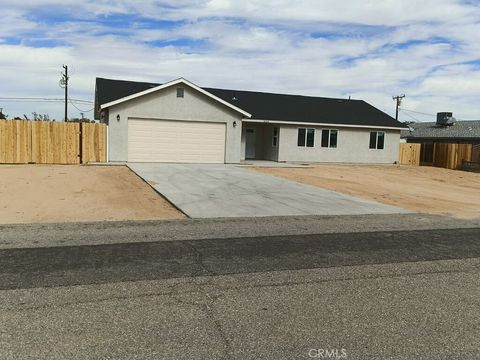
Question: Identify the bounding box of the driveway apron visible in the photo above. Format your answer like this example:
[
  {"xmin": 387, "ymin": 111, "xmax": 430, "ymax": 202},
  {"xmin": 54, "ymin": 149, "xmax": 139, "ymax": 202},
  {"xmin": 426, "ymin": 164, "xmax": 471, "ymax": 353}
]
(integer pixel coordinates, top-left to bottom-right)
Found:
[{"xmin": 127, "ymin": 164, "xmax": 410, "ymax": 218}]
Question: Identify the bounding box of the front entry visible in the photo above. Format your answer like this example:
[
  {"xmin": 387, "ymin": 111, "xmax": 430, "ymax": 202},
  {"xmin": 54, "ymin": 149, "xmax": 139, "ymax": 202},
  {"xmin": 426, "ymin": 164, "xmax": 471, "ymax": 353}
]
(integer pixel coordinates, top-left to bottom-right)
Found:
[{"xmin": 245, "ymin": 128, "xmax": 256, "ymax": 159}]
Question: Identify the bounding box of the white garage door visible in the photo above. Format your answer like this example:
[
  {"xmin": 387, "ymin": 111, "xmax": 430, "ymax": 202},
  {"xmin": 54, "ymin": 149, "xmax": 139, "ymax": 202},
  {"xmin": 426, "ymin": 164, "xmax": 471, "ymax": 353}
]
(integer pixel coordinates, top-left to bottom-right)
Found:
[{"xmin": 128, "ymin": 119, "xmax": 226, "ymax": 163}]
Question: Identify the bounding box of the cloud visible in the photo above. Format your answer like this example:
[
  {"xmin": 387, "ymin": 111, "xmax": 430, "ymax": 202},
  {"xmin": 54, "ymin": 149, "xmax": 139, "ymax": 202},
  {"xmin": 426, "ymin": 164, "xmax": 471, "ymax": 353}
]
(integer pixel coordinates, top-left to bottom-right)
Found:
[{"xmin": 0, "ymin": 0, "xmax": 479, "ymax": 121}]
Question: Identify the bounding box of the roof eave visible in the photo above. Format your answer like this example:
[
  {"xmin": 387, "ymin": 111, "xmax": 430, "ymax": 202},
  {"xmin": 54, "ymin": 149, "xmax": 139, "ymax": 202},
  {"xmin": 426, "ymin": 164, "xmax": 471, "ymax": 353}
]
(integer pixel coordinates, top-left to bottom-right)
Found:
[{"xmin": 244, "ymin": 118, "xmax": 408, "ymax": 131}]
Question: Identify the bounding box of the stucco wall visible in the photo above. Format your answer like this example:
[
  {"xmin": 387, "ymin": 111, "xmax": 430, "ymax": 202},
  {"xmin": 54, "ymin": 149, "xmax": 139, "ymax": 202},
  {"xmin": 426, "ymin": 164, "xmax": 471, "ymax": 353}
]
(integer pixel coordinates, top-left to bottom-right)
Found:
[
  {"xmin": 106, "ymin": 86, "xmax": 244, "ymax": 163},
  {"xmin": 278, "ymin": 125, "xmax": 401, "ymax": 163}
]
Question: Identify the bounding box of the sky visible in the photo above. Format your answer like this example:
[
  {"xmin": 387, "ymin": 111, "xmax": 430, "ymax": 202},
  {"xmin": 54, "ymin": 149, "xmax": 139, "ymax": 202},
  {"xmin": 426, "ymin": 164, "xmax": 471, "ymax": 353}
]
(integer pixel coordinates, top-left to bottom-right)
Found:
[{"xmin": 0, "ymin": 0, "xmax": 479, "ymax": 122}]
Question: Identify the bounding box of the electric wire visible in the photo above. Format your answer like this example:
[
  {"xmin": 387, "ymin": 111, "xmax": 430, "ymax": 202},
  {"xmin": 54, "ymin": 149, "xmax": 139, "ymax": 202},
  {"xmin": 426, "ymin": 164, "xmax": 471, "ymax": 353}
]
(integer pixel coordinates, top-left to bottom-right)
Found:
[
  {"xmin": 400, "ymin": 110, "xmax": 423, "ymax": 123},
  {"xmin": 0, "ymin": 97, "xmax": 93, "ymax": 104},
  {"xmin": 68, "ymin": 97, "xmax": 94, "ymax": 113},
  {"xmin": 401, "ymin": 108, "xmax": 436, "ymax": 117}
]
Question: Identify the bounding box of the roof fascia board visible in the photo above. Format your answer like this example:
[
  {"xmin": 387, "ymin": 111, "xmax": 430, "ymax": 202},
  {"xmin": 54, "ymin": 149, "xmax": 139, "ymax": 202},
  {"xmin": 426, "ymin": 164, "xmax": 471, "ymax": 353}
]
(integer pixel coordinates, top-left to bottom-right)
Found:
[
  {"xmin": 100, "ymin": 78, "xmax": 252, "ymax": 118},
  {"xmin": 244, "ymin": 118, "xmax": 408, "ymax": 131}
]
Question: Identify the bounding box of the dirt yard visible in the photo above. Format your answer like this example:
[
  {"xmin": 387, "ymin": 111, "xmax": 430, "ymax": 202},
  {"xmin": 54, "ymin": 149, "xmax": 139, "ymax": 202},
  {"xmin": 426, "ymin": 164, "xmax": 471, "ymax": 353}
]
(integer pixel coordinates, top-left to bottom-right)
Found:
[
  {"xmin": 253, "ymin": 165, "xmax": 480, "ymax": 219},
  {"xmin": 0, "ymin": 165, "xmax": 184, "ymax": 224}
]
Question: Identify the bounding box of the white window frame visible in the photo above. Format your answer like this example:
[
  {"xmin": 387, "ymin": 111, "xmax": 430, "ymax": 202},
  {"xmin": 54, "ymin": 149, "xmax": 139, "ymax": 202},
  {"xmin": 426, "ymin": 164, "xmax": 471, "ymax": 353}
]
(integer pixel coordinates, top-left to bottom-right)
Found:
[
  {"xmin": 369, "ymin": 131, "xmax": 385, "ymax": 150},
  {"xmin": 321, "ymin": 129, "xmax": 338, "ymax": 148},
  {"xmin": 297, "ymin": 128, "xmax": 315, "ymax": 147}
]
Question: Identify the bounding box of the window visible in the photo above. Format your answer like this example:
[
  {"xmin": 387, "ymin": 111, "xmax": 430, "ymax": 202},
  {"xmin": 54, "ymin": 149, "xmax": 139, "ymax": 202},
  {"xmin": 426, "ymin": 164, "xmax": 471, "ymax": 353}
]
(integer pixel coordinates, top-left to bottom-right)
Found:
[
  {"xmin": 297, "ymin": 128, "xmax": 315, "ymax": 147},
  {"xmin": 369, "ymin": 131, "xmax": 385, "ymax": 149},
  {"xmin": 272, "ymin": 127, "xmax": 278, "ymax": 147},
  {"xmin": 176, "ymin": 87, "xmax": 184, "ymax": 98},
  {"xmin": 321, "ymin": 129, "xmax": 338, "ymax": 148}
]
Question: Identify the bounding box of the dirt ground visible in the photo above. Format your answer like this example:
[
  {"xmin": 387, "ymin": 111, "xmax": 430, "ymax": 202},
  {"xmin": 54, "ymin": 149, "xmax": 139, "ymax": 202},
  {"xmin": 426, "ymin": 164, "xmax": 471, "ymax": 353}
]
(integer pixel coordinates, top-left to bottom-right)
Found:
[
  {"xmin": 0, "ymin": 165, "xmax": 184, "ymax": 224},
  {"xmin": 253, "ymin": 165, "xmax": 480, "ymax": 219}
]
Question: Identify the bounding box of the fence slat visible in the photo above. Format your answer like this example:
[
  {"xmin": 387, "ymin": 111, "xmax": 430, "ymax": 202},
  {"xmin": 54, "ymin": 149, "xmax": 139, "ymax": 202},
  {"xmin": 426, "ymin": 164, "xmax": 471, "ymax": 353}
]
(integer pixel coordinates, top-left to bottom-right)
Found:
[
  {"xmin": 399, "ymin": 143, "xmax": 421, "ymax": 165},
  {"xmin": 81, "ymin": 122, "xmax": 107, "ymax": 164},
  {"xmin": 0, "ymin": 120, "xmax": 106, "ymax": 164}
]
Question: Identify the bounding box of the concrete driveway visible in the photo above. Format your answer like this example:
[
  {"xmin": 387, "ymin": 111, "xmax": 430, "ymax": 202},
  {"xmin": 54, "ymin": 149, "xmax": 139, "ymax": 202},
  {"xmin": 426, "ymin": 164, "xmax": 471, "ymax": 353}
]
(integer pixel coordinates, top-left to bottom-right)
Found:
[{"xmin": 128, "ymin": 163, "xmax": 409, "ymax": 218}]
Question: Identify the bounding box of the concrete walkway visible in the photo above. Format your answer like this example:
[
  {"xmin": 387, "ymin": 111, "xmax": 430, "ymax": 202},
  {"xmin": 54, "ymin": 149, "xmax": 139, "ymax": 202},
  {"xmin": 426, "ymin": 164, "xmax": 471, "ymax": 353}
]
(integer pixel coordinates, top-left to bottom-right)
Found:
[{"xmin": 128, "ymin": 163, "xmax": 409, "ymax": 218}]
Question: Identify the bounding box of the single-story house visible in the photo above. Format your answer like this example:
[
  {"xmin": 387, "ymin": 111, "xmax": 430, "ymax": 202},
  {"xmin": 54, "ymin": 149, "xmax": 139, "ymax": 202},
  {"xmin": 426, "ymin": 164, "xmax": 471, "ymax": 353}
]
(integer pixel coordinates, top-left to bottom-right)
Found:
[
  {"xmin": 401, "ymin": 115, "xmax": 480, "ymax": 163},
  {"xmin": 96, "ymin": 77, "xmax": 407, "ymax": 164}
]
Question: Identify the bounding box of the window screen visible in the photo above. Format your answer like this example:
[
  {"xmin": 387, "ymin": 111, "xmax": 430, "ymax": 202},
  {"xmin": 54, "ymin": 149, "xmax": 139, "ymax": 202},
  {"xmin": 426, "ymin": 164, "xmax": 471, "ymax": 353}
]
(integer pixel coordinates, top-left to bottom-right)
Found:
[
  {"xmin": 321, "ymin": 129, "xmax": 338, "ymax": 148},
  {"xmin": 370, "ymin": 131, "xmax": 385, "ymax": 149},
  {"xmin": 330, "ymin": 130, "xmax": 338, "ymax": 148},
  {"xmin": 306, "ymin": 129, "xmax": 315, "ymax": 147},
  {"xmin": 321, "ymin": 130, "xmax": 330, "ymax": 147},
  {"xmin": 377, "ymin": 132, "xmax": 385, "ymax": 149},
  {"xmin": 297, "ymin": 128, "xmax": 306, "ymax": 147},
  {"xmin": 369, "ymin": 132, "xmax": 377, "ymax": 149}
]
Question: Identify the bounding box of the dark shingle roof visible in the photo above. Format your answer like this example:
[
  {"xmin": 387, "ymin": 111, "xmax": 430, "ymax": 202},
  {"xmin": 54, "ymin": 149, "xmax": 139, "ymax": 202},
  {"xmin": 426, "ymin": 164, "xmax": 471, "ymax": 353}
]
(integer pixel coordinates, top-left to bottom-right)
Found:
[
  {"xmin": 95, "ymin": 77, "xmax": 405, "ymax": 128},
  {"xmin": 401, "ymin": 121, "xmax": 480, "ymax": 140},
  {"xmin": 95, "ymin": 78, "xmax": 159, "ymax": 118}
]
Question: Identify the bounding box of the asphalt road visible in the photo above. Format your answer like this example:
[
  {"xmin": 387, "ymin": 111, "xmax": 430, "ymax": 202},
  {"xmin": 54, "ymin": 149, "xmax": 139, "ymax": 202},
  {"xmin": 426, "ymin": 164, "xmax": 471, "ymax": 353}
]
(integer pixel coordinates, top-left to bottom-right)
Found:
[
  {"xmin": 1, "ymin": 219, "xmax": 479, "ymax": 359},
  {"xmin": 1, "ymin": 227, "xmax": 480, "ymax": 290}
]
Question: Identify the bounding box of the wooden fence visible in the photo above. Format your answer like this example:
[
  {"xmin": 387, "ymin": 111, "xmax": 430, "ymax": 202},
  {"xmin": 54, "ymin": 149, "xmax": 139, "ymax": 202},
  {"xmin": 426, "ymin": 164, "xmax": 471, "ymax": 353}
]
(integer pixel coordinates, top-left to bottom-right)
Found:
[
  {"xmin": 0, "ymin": 120, "xmax": 106, "ymax": 164},
  {"xmin": 432, "ymin": 143, "xmax": 472, "ymax": 170},
  {"xmin": 82, "ymin": 122, "xmax": 107, "ymax": 163},
  {"xmin": 399, "ymin": 143, "xmax": 421, "ymax": 165},
  {"xmin": 401, "ymin": 142, "xmax": 473, "ymax": 170}
]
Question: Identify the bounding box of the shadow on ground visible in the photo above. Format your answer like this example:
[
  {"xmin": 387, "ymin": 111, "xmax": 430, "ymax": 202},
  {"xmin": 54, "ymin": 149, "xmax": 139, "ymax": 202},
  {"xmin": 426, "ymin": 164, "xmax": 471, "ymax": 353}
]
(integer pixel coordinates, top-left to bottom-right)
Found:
[{"xmin": 1, "ymin": 228, "xmax": 479, "ymax": 290}]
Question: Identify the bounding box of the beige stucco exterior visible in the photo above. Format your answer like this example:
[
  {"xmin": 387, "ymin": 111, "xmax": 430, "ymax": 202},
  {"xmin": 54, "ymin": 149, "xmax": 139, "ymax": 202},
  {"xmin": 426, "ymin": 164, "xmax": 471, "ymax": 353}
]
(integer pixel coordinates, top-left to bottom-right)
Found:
[
  {"xmin": 106, "ymin": 85, "xmax": 244, "ymax": 163},
  {"xmin": 276, "ymin": 125, "xmax": 401, "ymax": 163},
  {"xmin": 103, "ymin": 81, "xmax": 401, "ymax": 164}
]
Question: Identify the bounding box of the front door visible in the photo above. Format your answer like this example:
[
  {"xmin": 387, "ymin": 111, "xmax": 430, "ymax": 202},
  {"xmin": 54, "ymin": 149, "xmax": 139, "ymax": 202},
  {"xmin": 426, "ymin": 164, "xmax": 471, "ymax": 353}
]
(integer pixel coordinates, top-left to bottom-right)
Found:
[{"xmin": 245, "ymin": 128, "xmax": 256, "ymax": 159}]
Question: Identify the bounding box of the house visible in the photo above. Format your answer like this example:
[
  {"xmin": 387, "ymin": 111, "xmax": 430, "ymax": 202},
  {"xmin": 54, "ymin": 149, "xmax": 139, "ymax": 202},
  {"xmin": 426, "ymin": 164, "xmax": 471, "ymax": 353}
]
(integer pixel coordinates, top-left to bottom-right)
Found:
[
  {"xmin": 401, "ymin": 113, "xmax": 480, "ymax": 164},
  {"xmin": 96, "ymin": 77, "xmax": 407, "ymax": 164}
]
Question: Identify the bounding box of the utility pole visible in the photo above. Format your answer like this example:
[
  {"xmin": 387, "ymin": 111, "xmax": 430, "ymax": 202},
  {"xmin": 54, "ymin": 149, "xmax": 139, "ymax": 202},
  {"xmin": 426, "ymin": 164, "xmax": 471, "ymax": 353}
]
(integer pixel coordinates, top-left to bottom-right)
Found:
[
  {"xmin": 392, "ymin": 94, "xmax": 405, "ymax": 121},
  {"xmin": 60, "ymin": 65, "xmax": 69, "ymax": 121}
]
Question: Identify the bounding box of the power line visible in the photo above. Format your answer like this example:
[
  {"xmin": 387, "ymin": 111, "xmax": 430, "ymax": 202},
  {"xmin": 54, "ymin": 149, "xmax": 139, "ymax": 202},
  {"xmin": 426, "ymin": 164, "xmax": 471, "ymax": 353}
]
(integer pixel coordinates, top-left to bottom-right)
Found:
[
  {"xmin": 0, "ymin": 97, "xmax": 93, "ymax": 103},
  {"xmin": 68, "ymin": 97, "xmax": 94, "ymax": 113},
  {"xmin": 0, "ymin": 100, "xmax": 65, "ymax": 103},
  {"xmin": 401, "ymin": 108, "xmax": 436, "ymax": 117},
  {"xmin": 401, "ymin": 108, "xmax": 479, "ymax": 122},
  {"xmin": 401, "ymin": 110, "xmax": 422, "ymax": 123}
]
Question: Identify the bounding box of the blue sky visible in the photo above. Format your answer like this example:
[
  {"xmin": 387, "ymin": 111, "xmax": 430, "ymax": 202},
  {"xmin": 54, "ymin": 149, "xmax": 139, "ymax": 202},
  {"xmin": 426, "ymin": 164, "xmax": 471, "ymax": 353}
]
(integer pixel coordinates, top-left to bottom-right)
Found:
[{"xmin": 1, "ymin": 0, "xmax": 479, "ymax": 121}]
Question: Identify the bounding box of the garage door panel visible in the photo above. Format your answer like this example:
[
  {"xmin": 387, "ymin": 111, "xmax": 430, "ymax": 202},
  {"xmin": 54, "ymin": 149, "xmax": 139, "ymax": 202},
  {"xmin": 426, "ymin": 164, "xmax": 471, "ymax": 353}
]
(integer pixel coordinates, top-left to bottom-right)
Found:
[{"xmin": 128, "ymin": 119, "xmax": 226, "ymax": 163}]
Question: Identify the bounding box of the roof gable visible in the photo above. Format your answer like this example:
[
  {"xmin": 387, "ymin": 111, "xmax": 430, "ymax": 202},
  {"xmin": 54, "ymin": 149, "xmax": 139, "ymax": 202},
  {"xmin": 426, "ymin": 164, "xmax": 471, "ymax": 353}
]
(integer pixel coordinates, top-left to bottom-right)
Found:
[{"xmin": 99, "ymin": 78, "xmax": 251, "ymax": 118}]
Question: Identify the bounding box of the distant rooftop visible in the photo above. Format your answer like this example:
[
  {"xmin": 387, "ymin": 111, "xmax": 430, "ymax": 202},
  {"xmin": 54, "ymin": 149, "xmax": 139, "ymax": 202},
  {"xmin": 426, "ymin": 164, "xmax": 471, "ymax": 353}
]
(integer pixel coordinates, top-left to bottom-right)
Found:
[{"xmin": 401, "ymin": 120, "xmax": 480, "ymax": 140}]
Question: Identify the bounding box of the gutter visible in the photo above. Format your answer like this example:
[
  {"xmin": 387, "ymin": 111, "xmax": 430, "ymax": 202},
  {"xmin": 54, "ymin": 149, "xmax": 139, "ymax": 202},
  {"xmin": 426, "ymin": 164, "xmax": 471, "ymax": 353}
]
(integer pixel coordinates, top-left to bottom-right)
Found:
[{"xmin": 243, "ymin": 119, "xmax": 409, "ymax": 131}]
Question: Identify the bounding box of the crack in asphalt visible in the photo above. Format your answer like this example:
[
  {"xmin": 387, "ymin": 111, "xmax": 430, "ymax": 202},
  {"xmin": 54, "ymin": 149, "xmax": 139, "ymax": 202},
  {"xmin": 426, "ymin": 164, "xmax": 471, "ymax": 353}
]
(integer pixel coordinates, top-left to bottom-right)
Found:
[{"xmin": 184, "ymin": 241, "xmax": 218, "ymax": 277}]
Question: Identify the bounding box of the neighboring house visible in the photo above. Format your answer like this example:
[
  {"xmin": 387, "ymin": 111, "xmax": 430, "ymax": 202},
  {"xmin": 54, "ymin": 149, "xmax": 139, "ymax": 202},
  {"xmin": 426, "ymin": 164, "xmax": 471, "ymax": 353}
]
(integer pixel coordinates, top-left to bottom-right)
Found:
[
  {"xmin": 401, "ymin": 115, "xmax": 480, "ymax": 163},
  {"xmin": 96, "ymin": 77, "xmax": 407, "ymax": 164}
]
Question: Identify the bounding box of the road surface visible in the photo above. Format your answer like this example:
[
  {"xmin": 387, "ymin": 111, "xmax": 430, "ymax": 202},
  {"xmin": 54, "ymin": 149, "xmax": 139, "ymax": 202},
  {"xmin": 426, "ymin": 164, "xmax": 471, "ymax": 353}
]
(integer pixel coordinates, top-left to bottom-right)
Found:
[{"xmin": 1, "ymin": 216, "xmax": 479, "ymax": 359}]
